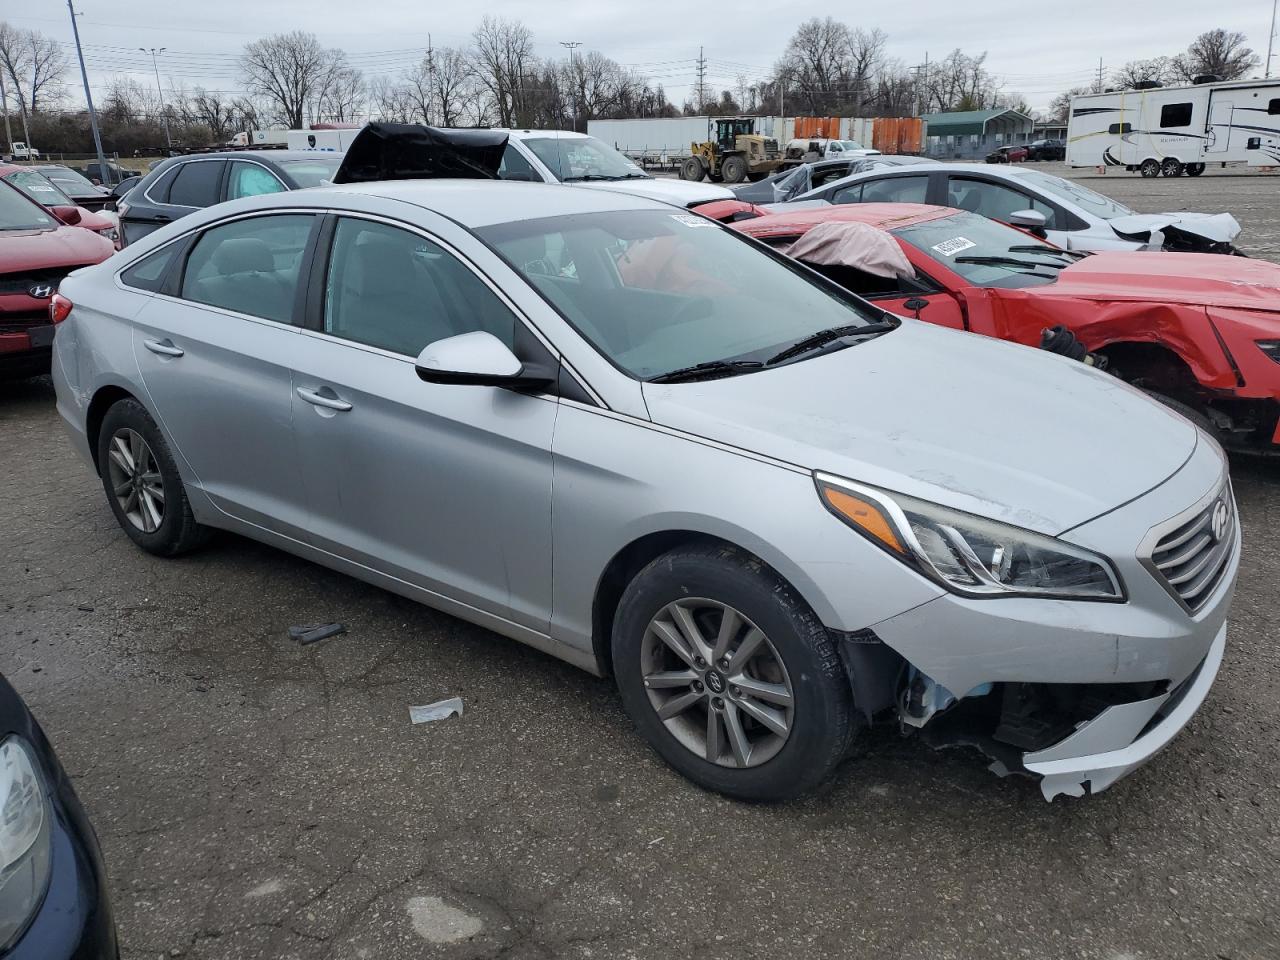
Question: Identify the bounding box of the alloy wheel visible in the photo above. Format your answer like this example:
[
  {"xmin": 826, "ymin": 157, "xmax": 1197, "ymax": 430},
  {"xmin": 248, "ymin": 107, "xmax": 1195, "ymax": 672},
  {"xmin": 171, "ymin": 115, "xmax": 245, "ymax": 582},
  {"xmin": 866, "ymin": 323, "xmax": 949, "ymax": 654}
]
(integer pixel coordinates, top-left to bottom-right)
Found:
[
  {"xmin": 106, "ymin": 427, "xmax": 165, "ymax": 534},
  {"xmin": 640, "ymin": 598, "xmax": 794, "ymax": 768}
]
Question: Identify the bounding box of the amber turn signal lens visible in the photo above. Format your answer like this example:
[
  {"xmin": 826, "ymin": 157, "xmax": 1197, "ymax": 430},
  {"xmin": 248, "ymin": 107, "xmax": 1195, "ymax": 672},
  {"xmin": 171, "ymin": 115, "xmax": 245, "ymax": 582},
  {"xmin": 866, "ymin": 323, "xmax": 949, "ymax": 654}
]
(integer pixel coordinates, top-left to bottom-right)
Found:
[{"xmin": 820, "ymin": 485, "xmax": 907, "ymax": 555}]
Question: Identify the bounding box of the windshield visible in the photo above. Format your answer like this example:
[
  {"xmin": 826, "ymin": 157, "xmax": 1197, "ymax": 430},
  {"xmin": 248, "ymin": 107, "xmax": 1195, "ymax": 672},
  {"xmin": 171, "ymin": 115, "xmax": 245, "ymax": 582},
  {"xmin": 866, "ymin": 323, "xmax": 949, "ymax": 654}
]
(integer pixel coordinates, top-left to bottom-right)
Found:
[
  {"xmin": 39, "ymin": 166, "xmax": 98, "ymax": 195},
  {"xmin": 277, "ymin": 157, "xmax": 343, "ymax": 187},
  {"xmin": 0, "ymin": 181, "xmax": 58, "ymax": 231},
  {"xmin": 3, "ymin": 169, "xmax": 74, "ymax": 207},
  {"xmin": 1015, "ymin": 170, "xmax": 1134, "ymax": 220},
  {"xmin": 896, "ymin": 210, "xmax": 1073, "ymax": 289},
  {"xmin": 523, "ymin": 137, "xmax": 648, "ymax": 183},
  {"xmin": 837, "ymin": 141, "xmax": 866, "ymax": 151},
  {"xmin": 477, "ymin": 210, "xmax": 887, "ymax": 380}
]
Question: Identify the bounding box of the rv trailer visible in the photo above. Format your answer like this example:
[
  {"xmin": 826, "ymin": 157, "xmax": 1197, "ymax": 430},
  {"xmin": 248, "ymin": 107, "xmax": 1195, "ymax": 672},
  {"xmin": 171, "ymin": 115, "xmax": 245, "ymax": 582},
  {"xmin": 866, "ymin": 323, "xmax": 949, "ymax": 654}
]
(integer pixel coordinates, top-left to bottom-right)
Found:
[{"xmin": 1066, "ymin": 77, "xmax": 1280, "ymax": 177}]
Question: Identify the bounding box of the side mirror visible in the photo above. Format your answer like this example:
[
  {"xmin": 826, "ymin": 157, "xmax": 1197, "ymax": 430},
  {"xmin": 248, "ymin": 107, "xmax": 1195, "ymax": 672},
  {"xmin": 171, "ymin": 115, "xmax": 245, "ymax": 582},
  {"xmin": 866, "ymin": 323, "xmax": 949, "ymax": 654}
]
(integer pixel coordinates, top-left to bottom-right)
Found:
[
  {"xmin": 51, "ymin": 205, "xmax": 83, "ymax": 226},
  {"xmin": 415, "ymin": 331, "xmax": 555, "ymax": 389},
  {"xmin": 1008, "ymin": 209, "xmax": 1047, "ymax": 238}
]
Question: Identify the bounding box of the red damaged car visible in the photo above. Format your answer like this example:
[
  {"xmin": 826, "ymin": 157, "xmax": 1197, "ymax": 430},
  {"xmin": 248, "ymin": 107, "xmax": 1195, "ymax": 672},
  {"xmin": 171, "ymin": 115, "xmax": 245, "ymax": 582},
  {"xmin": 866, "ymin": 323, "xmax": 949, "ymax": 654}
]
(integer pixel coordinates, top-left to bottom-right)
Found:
[
  {"xmin": 0, "ymin": 176, "xmax": 114, "ymax": 380},
  {"xmin": 700, "ymin": 200, "xmax": 1280, "ymax": 453}
]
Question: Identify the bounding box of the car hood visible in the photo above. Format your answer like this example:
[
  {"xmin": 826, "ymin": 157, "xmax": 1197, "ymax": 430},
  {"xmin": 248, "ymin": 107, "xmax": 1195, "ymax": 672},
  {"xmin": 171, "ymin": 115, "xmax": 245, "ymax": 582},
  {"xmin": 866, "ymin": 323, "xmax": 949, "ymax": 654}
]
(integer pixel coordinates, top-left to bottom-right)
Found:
[
  {"xmin": 1042, "ymin": 251, "xmax": 1280, "ymax": 311},
  {"xmin": 575, "ymin": 178, "xmax": 733, "ymax": 207},
  {"xmin": 0, "ymin": 224, "xmax": 114, "ymax": 271},
  {"xmin": 642, "ymin": 320, "xmax": 1196, "ymax": 535},
  {"xmin": 1108, "ymin": 211, "xmax": 1241, "ymax": 245}
]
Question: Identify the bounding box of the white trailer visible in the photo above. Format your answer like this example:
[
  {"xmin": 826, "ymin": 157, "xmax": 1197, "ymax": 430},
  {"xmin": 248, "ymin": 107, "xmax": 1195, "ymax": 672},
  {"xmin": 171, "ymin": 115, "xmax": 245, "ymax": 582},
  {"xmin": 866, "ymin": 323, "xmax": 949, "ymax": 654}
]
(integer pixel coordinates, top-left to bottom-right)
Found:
[
  {"xmin": 285, "ymin": 128, "xmax": 361, "ymax": 152},
  {"xmin": 587, "ymin": 117, "xmax": 718, "ymax": 166},
  {"xmin": 1066, "ymin": 78, "xmax": 1280, "ymax": 177}
]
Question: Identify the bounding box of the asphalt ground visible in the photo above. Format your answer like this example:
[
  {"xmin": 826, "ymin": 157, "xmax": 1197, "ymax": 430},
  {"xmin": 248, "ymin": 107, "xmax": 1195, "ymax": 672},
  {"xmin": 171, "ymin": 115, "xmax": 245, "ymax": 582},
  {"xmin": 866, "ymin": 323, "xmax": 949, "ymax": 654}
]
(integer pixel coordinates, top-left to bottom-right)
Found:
[{"xmin": 3, "ymin": 166, "xmax": 1280, "ymax": 960}]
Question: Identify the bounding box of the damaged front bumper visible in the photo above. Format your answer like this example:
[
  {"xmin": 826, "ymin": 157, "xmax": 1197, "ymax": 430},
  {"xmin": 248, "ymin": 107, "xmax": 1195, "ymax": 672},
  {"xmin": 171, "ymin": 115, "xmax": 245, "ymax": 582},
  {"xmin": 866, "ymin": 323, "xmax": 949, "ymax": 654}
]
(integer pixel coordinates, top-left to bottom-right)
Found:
[
  {"xmin": 1023, "ymin": 623, "xmax": 1225, "ymax": 799},
  {"xmin": 865, "ymin": 435, "xmax": 1238, "ymax": 800}
]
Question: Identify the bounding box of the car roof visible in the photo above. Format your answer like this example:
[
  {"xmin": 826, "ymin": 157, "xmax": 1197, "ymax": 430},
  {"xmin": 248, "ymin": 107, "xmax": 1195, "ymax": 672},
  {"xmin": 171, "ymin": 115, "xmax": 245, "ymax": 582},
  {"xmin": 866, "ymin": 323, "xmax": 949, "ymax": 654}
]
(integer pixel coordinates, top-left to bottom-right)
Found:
[
  {"xmin": 502, "ymin": 129, "xmax": 591, "ymax": 142},
  {"xmin": 323, "ymin": 178, "xmax": 666, "ymax": 227},
  {"xmin": 735, "ymin": 202, "xmax": 955, "ymax": 237}
]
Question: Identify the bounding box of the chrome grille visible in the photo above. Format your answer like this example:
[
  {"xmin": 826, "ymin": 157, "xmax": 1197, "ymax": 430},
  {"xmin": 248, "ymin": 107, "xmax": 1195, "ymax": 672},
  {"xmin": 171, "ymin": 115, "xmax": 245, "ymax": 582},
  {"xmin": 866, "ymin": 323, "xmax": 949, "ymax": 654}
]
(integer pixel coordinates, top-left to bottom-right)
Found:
[{"xmin": 1147, "ymin": 483, "xmax": 1236, "ymax": 612}]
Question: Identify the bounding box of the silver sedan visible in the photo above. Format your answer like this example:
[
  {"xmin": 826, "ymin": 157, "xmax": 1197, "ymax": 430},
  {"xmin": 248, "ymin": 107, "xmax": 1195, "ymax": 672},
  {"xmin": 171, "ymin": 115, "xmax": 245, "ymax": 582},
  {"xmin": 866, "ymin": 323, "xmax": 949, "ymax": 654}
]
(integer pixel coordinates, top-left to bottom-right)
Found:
[{"xmin": 51, "ymin": 181, "xmax": 1237, "ymax": 801}]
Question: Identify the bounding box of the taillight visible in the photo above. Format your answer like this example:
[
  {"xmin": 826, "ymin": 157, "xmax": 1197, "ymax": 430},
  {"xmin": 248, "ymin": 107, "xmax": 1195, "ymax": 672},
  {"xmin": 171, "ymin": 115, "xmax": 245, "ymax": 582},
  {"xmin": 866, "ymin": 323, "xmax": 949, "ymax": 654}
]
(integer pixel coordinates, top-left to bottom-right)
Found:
[{"xmin": 50, "ymin": 294, "xmax": 73, "ymax": 324}]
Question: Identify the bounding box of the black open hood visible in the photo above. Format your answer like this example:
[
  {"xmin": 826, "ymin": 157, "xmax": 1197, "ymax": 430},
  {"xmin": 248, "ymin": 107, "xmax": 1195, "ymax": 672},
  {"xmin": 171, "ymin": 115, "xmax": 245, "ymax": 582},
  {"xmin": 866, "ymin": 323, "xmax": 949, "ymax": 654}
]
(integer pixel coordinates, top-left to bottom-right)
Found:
[{"xmin": 333, "ymin": 123, "xmax": 509, "ymax": 184}]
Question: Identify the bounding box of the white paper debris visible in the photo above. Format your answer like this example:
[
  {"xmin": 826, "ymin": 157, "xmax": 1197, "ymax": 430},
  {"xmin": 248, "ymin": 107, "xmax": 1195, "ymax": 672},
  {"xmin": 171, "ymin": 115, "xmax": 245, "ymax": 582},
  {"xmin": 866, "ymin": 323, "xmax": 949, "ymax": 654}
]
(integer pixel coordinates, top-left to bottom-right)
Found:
[{"xmin": 409, "ymin": 697, "xmax": 464, "ymax": 724}]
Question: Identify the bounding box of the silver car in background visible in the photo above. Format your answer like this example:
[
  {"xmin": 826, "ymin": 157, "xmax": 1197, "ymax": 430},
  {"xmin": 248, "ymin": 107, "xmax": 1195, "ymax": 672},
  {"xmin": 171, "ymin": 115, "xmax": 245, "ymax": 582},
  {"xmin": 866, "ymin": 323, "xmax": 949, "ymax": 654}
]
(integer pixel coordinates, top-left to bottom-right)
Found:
[{"xmin": 51, "ymin": 181, "xmax": 1237, "ymax": 801}]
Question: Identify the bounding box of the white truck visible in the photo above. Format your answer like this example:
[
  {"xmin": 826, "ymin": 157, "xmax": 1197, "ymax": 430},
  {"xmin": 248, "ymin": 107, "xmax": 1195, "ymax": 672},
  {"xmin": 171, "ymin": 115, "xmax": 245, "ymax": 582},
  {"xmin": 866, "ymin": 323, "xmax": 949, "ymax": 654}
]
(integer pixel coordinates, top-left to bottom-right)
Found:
[
  {"xmin": 7, "ymin": 142, "xmax": 40, "ymax": 160},
  {"xmin": 224, "ymin": 129, "xmax": 290, "ymax": 149},
  {"xmin": 1066, "ymin": 77, "xmax": 1280, "ymax": 177}
]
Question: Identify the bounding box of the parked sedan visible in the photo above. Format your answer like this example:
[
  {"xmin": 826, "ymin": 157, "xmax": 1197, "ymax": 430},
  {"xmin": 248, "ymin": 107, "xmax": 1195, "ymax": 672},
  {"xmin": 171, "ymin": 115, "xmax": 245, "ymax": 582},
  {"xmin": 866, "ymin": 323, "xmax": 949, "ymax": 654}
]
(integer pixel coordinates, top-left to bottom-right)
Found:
[
  {"xmin": 0, "ymin": 673, "xmax": 118, "ymax": 958},
  {"xmin": 118, "ymin": 150, "xmax": 344, "ymax": 246},
  {"xmin": 1, "ymin": 166, "xmax": 120, "ymax": 247},
  {"xmin": 784, "ymin": 162, "xmax": 1242, "ymax": 253},
  {"xmin": 0, "ymin": 179, "xmax": 114, "ymax": 380},
  {"xmin": 701, "ymin": 198, "xmax": 1280, "ymax": 452},
  {"xmin": 53, "ymin": 177, "xmax": 1235, "ymax": 802},
  {"xmin": 986, "ymin": 145, "xmax": 1028, "ymax": 163},
  {"xmin": 29, "ymin": 164, "xmax": 115, "ymax": 213},
  {"xmin": 730, "ymin": 156, "xmax": 936, "ymax": 204}
]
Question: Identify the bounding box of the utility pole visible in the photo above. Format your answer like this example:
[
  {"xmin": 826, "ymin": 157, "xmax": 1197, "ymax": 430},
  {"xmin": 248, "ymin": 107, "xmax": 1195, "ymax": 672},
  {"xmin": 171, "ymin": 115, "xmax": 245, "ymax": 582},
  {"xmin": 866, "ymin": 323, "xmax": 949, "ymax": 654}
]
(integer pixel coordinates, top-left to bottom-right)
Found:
[
  {"xmin": 560, "ymin": 40, "xmax": 582, "ymax": 131},
  {"xmin": 0, "ymin": 68, "xmax": 14, "ymax": 155},
  {"xmin": 140, "ymin": 48, "xmax": 171, "ymax": 149},
  {"xmin": 426, "ymin": 33, "xmax": 436, "ymax": 125},
  {"xmin": 68, "ymin": 0, "xmax": 108, "ymax": 180},
  {"xmin": 1267, "ymin": 0, "xmax": 1277, "ymax": 78},
  {"xmin": 701, "ymin": 45, "xmax": 711, "ymax": 113},
  {"xmin": 1095, "ymin": 56, "xmax": 1106, "ymax": 92}
]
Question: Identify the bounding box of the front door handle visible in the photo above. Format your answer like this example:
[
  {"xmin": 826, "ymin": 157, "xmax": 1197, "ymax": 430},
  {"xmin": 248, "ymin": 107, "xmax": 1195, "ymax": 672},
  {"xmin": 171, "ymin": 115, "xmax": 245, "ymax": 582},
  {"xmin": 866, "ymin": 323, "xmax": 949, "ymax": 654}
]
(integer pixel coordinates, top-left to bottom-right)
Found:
[
  {"xmin": 296, "ymin": 386, "xmax": 353, "ymax": 412},
  {"xmin": 143, "ymin": 338, "xmax": 184, "ymax": 357}
]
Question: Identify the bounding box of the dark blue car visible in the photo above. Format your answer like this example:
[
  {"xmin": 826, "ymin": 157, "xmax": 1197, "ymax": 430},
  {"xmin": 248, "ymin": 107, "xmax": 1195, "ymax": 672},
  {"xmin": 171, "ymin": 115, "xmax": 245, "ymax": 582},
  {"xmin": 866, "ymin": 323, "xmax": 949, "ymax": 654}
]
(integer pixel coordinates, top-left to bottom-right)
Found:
[{"xmin": 0, "ymin": 673, "xmax": 116, "ymax": 958}]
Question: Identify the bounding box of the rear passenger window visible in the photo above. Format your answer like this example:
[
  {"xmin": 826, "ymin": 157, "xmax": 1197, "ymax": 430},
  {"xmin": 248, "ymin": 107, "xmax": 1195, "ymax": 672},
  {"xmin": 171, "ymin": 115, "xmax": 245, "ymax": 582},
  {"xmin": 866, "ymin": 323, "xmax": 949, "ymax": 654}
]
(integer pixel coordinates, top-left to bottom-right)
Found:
[
  {"xmin": 167, "ymin": 161, "xmax": 225, "ymax": 208},
  {"xmin": 322, "ymin": 218, "xmax": 516, "ymax": 356},
  {"xmin": 855, "ymin": 175, "xmax": 929, "ymax": 204},
  {"xmin": 227, "ymin": 161, "xmax": 286, "ymax": 199},
  {"xmin": 120, "ymin": 244, "xmax": 179, "ymax": 292},
  {"xmin": 831, "ymin": 183, "xmax": 862, "ymax": 204},
  {"xmin": 146, "ymin": 165, "xmax": 180, "ymax": 203},
  {"xmin": 180, "ymin": 215, "xmax": 314, "ymax": 323},
  {"xmin": 1160, "ymin": 103, "xmax": 1193, "ymax": 127}
]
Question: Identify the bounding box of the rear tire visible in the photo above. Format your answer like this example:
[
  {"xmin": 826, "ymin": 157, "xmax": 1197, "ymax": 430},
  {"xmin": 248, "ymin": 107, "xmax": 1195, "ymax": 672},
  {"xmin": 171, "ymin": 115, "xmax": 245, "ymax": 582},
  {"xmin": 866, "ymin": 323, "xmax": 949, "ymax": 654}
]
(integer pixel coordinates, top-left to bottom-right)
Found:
[
  {"xmin": 720, "ymin": 155, "xmax": 748, "ymax": 184},
  {"xmin": 612, "ymin": 544, "xmax": 855, "ymax": 802},
  {"xmin": 1139, "ymin": 158, "xmax": 1161, "ymax": 178},
  {"xmin": 97, "ymin": 399, "xmax": 211, "ymax": 557},
  {"xmin": 1186, "ymin": 163, "xmax": 1205, "ymax": 177},
  {"xmin": 1161, "ymin": 158, "xmax": 1184, "ymax": 177},
  {"xmin": 680, "ymin": 157, "xmax": 704, "ymax": 182}
]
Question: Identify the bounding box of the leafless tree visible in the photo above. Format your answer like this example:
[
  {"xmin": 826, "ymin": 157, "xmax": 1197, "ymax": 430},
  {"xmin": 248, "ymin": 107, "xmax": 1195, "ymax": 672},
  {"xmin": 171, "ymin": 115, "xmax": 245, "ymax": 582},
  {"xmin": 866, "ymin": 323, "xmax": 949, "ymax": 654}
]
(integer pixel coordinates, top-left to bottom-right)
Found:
[
  {"xmin": 1184, "ymin": 29, "xmax": 1259, "ymax": 80},
  {"xmin": 0, "ymin": 23, "xmax": 69, "ymax": 117},
  {"xmin": 1111, "ymin": 56, "xmax": 1175, "ymax": 89},
  {"xmin": 471, "ymin": 16, "xmax": 537, "ymax": 127},
  {"xmin": 241, "ymin": 30, "xmax": 329, "ymax": 127},
  {"xmin": 924, "ymin": 49, "xmax": 999, "ymax": 112},
  {"xmin": 1048, "ymin": 86, "xmax": 1092, "ymax": 124},
  {"xmin": 313, "ymin": 57, "xmax": 365, "ymax": 123}
]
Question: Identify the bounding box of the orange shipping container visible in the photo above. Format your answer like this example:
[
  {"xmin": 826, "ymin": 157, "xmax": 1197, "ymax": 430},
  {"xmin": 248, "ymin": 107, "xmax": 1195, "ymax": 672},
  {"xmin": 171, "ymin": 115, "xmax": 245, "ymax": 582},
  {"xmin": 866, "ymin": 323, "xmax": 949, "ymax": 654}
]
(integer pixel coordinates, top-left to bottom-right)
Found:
[
  {"xmin": 871, "ymin": 117, "xmax": 925, "ymax": 155},
  {"xmin": 792, "ymin": 116, "xmax": 842, "ymax": 140}
]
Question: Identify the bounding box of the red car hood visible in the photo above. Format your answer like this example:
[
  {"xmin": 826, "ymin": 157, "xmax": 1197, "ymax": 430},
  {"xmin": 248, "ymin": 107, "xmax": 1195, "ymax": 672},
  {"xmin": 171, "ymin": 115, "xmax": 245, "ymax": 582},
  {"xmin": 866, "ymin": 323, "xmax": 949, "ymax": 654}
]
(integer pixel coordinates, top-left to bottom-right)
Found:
[
  {"xmin": 1042, "ymin": 252, "xmax": 1280, "ymax": 312},
  {"xmin": 0, "ymin": 225, "xmax": 113, "ymax": 272}
]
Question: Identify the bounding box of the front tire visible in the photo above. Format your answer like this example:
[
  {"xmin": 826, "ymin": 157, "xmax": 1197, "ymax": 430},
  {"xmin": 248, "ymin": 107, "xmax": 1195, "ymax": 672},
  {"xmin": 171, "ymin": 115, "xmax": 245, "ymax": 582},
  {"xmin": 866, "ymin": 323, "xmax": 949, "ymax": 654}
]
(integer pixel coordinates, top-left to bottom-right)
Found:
[
  {"xmin": 97, "ymin": 398, "xmax": 210, "ymax": 556},
  {"xmin": 612, "ymin": 544, "xmax": 855, "ymax": 802},
  {"xmin": 680, "ymin": 157, "xmax": 705, "ymax": 182},
  {"xmin": 1139, "ymin": 158, "xmax": 1161, "ymax": 178}
]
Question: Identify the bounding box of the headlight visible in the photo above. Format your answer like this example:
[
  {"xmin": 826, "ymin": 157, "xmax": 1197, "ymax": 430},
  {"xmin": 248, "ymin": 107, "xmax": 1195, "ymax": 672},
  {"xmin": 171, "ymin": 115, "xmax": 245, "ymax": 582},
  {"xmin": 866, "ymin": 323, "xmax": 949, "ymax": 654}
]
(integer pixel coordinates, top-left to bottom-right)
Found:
[
  {"xmin": 1257, "ymin": 340, "xmax": 1280, "ymax": 364},
  {"xmin": 816, "ymin": 474, "xmax": 1124, "ymax": 601},
  {"xmin": 0, "ymin": 737, "xmax": 53, "ymax": 950}
]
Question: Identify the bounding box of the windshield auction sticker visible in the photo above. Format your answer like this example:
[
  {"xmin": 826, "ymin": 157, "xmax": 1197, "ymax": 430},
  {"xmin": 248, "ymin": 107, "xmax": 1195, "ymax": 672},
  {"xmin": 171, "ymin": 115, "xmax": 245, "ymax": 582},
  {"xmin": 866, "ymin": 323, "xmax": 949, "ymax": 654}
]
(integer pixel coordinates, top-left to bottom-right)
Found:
[
  {"xmin": 932, "ymin": 237, "xmax": 977, "ymax": 257},
  {"xmin": 671, "ymin": 213, "xmax": 716, "ymax": 228}
]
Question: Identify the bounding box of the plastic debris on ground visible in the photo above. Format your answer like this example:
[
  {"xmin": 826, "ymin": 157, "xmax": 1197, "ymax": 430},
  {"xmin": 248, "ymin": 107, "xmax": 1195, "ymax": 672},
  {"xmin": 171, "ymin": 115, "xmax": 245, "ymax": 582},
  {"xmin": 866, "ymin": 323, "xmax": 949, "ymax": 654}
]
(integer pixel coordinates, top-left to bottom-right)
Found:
[
  {"xmin": 288, "ymin": 623, "xmax": 347, "ymax": 645},
  {"xmin": 409, "ymin": 697, "xmax": 465, "ymax": 724}
]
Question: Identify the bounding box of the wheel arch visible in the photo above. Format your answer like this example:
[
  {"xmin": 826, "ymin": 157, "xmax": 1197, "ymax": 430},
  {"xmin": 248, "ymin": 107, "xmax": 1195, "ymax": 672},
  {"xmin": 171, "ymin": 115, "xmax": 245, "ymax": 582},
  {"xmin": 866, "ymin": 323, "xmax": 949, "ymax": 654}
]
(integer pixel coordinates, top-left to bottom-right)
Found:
[
  {"xmin": 589, "ymin": 527, "xmax": 836, "ymax": 678},
  {"xmin": 1092, "ymin": 337, "xmax": 1222, "ymax": 396},
  {"xmin": 85, "ymin": 383, "xmax": 143, "ymax": 470}
]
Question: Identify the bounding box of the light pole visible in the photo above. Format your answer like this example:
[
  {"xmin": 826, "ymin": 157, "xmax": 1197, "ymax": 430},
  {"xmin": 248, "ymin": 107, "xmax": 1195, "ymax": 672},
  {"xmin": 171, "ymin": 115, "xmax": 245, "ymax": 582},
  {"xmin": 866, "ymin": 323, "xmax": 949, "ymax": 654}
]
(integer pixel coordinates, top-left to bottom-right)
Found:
[
  {"xmin": 140, "ymin": 47, "xmax": 171, "ymax": 149},
  {"xmin": 560, "ymin": 41, "xmax": 581, "ymax": 131},
  {"xmin": 68, "ymin": 1, "xmax": 108, "ymax": 179},
  {"xmin": 1267, "ymin": 0, "xmax": 1278, "ymax": 78}
]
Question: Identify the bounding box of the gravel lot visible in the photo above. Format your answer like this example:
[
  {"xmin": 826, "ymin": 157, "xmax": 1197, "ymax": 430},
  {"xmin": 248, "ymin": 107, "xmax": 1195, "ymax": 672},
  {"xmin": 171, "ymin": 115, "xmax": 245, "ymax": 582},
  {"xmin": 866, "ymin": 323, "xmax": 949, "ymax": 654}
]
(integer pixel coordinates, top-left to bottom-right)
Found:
[{"xmin": 3, "ymin": 167, "xmax": 1279, "ymax": 960}]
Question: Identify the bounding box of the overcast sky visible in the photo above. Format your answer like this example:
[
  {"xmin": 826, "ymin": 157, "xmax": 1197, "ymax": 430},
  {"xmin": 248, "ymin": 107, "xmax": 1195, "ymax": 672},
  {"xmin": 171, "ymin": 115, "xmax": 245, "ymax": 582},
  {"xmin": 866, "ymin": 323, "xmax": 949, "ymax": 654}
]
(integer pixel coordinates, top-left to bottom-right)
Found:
[{"xmin": 13, "ymin": 1, "xmax": 1278, "ymax": 114}]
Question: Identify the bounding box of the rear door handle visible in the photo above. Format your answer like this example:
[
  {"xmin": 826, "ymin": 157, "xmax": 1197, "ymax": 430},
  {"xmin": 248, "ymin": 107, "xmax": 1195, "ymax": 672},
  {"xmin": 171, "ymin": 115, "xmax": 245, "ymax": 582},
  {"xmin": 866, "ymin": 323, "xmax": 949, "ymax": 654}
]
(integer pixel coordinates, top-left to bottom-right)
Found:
[
  {"xmin": 296, "ymin": 386, "xmax": 353, "ymax": 412},
  {"xmin": 143, "ymin": 338, "xmax": 184, "ymax": 357}
]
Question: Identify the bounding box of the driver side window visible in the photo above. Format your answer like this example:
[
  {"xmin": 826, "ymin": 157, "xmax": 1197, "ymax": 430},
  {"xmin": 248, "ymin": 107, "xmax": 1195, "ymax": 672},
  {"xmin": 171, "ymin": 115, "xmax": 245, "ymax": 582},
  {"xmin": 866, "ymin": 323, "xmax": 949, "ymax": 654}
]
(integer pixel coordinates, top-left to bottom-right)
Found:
[
  {"xmin": 498, "ymin": 145, "xmax": 541, "ymax": 183},
  {"xmin": 322, "ymin": 218, "xmax": 517, "ymax": 356},
  {"xmin": 948, "ymin": 177, "xmax": 1057, "ymax": 228}
]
